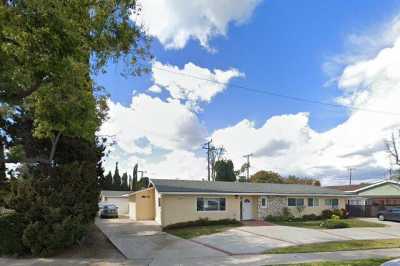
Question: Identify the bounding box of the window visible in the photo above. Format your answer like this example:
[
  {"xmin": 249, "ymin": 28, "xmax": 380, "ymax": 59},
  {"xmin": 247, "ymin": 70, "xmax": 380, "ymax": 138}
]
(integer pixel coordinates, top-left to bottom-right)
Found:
[
  {"xmin": 261, "ymin": 197, "xmax": 268, "ymax": 208},
  {"xmin": 325, "ymin": 199, "xmax": 339, "ymax": 208},
  {"xmin": 308, "ymin": 198, "xmax": 319, "ymax": 207},
  {"xmin": 288, "ymin": 198, "xmax": 304, "ymax": 207},
  {"xmin": 197, "ymin": 198, "xmax": 226, "ymax": 211}
]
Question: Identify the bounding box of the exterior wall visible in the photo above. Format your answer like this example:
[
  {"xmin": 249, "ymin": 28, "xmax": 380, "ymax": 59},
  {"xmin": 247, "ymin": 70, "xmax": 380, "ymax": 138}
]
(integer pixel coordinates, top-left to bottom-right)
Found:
[
  {"xmin": 154, "ymin": 188, "xmax": 162, "ymax": 225},
  {"xmin": 102, "ymin": 197, "xmax": 129, "ymax": 215},
  {"xmin": 255, "ymin": 196, "xmax": 347, "ymax": 219},
  {"xmin": 135, "ymin": 187, "xmax": 155, "ymax": 220},
  {"xmin": 161, "ymin": 195, "xmax": 241, "ymax": 227},
  {"xmin": 358, "ymin": 183, "xmax": 400, "ymax": 196},
  {"xmin": 128, "ymin": 187, "xmax": 155, "ymax": 220}
]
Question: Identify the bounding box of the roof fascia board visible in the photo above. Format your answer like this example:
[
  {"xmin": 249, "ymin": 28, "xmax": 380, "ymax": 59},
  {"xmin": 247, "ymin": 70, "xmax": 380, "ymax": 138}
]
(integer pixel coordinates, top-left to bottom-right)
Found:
[
  {"xmin": 353, "ymin": 180, "xmax": 400, "ymax": 193},
  {"xmin": 159, "ymin": 192, "xmax": 349, "ymax": 197}
]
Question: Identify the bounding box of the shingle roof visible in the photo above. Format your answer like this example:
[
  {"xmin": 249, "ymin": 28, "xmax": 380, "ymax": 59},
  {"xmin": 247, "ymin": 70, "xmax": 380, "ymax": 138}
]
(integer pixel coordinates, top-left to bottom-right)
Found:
[
  {"xmin": 101, "ymin": 190, "xmax": 130, "ymax": 197},
  {"xmin": 325, "ymin": 184, "xmax": 371, "ymax": 192},
  {"xmin": 150, "ymin": 179, "xmax": 349, "ymax": 196}
]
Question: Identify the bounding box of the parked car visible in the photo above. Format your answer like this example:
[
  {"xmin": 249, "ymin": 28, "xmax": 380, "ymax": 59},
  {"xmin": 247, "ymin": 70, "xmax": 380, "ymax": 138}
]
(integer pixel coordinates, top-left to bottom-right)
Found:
[
  {"xmin": 377, "ymin": 208, "xmax": 400, "ymax": 222},
  {"xmin": 100, "ymin": 204, "xmax": 119, "ymax": 218}
]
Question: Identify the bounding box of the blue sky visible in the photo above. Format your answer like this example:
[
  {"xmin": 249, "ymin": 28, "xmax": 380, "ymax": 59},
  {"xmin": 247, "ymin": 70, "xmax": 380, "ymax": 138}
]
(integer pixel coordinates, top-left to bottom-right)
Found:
[{"xmin": 96, "ymin": 0, "xmax": 400, "ymax": 185}]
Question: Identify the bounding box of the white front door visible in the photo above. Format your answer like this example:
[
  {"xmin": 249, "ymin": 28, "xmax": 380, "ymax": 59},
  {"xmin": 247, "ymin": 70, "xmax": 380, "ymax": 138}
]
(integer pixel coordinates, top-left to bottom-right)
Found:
[{"xmin": 242, "ymin": 198, "xmax": 253, "ymax": 220}]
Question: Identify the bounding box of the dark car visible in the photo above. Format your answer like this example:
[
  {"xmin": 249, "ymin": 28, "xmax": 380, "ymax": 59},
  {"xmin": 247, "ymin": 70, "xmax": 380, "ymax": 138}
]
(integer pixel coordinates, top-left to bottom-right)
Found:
[
  {"xmin": 100, "ymin": 204, "xmax": 119, "ymax": 218},
  {"xmin": 377, "ymin": 208, "xmax": 400, "ymax": 222}
]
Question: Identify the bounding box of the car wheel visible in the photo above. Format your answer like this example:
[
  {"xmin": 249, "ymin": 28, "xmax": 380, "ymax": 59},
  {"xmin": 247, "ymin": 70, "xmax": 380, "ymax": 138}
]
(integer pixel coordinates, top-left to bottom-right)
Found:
[{"xmin": 378, "ymin": 214, "xmax": 385, "ymax": 221}]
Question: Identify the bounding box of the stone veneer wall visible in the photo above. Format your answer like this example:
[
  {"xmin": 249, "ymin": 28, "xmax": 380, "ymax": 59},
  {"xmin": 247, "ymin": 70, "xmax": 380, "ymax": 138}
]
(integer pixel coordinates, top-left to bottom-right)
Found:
[
  {"xmin": 256, "ymin": 196, "xmax": 287, "ymax": 219},
  {"xmin": 256, "ymin": 196, "xmax": 347, "ymax": 219}
]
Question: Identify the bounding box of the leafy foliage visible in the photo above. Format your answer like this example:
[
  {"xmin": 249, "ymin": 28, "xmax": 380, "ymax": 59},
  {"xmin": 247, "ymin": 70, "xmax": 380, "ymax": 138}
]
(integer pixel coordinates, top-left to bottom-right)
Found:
[
  {"xmin": 250, "ymin": 171, "xmax": 321, "ymax": 186},
  {"xmin": 0, "ymin": 213, "xmax": 28, "ymax": 255},
  {"xmin": 214, "ymin": 160, "xmax": 236, "ymax": 182}
]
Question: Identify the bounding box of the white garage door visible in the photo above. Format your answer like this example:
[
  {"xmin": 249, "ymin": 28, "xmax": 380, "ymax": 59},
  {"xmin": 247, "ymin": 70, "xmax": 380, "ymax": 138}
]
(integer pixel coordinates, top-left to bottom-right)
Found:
[
  {"xmin": 103, "ymin": 197, "xmax": 129, "ymax": 215},
  {"xmin": 129, "ymin": 202, "xmax": 136, "ymax": 219}
]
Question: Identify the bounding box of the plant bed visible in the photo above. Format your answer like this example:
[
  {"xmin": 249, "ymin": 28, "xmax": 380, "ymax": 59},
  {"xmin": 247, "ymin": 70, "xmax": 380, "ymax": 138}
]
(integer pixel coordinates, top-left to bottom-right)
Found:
[
  {"xmin": 271, "ymin": 218, "xmax": 386, "ymax": 229},
  {"xmin": 275, "ymin": 257, "xmax": 393, "ymax": 266}
]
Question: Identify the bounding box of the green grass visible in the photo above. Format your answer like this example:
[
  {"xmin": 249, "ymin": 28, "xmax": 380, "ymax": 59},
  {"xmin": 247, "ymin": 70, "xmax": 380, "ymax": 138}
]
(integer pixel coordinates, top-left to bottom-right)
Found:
[
  {"xmin": 273, "ymin": 219, "xmax": 386, "ymax": 229},
  {"xmin": 165, "ymin": 224, "xmax": 241, "ymax": 239},
  {"xmin": 266, "ymin": 239, "xmax": 400, "ymax": 254},
  {"xmin": 274, "ymin": 257, "xmax": 393, "ymax": 266}
]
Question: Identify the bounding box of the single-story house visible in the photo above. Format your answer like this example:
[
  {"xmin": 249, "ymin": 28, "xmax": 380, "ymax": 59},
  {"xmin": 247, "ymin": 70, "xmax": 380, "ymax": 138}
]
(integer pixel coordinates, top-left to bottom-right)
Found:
[
  {"xmin": 126, "ymin": 179, "xmax": 349, "ymax": 227},
  {"xmin": 327, "ymin": 180, "xmax": 400, "ymax": 217},
  {"xmin": 100, "ymin": 190, "xmax": 131, "ymax": 215}
]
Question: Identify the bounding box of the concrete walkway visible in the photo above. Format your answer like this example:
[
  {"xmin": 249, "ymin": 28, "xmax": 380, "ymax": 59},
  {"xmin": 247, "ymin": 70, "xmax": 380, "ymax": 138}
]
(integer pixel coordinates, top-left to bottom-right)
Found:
[
  {"xmin": 192, "ymin": 219, "xmax": 400, "ymax": 254},
  {"xmin": 1, "ymin": 248, "xmax": 400, "ymax": 266},
  {"xmin": 95, "ymin": 218, "xmax": 227, "ymax": 263}
]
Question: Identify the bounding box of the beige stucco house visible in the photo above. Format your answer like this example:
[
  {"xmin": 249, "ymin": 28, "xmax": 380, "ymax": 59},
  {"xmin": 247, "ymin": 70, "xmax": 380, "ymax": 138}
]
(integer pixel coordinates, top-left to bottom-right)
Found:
[{"xmin": 125, "ymin": 179, "xmax": 349, "ymax": 227}]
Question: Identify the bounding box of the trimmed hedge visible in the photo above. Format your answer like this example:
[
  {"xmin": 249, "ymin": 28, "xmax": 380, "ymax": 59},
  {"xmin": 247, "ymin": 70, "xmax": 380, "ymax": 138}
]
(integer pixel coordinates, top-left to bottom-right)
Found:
[
  {"xmin": 163, "ymin": 218, "xmax": 241, "ymax": 230},
  {"xmin": 0, "ymin": 213, "xmax": 28, "ymax": 256}
]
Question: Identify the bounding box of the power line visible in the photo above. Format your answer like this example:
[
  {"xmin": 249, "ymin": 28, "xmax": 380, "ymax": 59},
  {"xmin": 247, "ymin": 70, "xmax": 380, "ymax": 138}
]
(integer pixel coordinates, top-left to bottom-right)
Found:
[{"xmin": 152, "ymin": 66, "xmax": 400, "ymax": 116}]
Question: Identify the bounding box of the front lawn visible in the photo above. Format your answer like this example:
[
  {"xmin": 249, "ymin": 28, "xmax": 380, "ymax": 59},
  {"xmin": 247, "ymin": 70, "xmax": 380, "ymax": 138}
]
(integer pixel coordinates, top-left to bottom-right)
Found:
[
  {"xmin": 274, "ymin": 257, "xmax": 392, "ymax": 266},
  {"xmin": 266, "ymin": 239, "xmax": 400, "ymax": 254},
  {"xmin": 273, "ymin": 218, "xmax": 385, "ymax": 229},
  {"xmin": 165, "ymin": 224, "xmax": 241, "ymax": 239}
]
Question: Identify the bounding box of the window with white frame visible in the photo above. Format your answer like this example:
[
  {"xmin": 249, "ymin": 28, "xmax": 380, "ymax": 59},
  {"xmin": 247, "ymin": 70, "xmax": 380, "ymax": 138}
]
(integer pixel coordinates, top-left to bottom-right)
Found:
[
  {"xmin": 325, "ymin": 198, "xmax": 339, "ymax": 208},
  {"xmin": 288, "ymin": 198, "xmax": 304, "ymax": 207},
  {"xmin": 197, "ymin": 197, "xmax": 226, "ymax": 211},
  {"xmin": 261, "ymin": 197, "xmax": 268, "ymax": 208},
  {"xmin": 308, "ymin": 198, "xmax": 319, "ymax": 207}
]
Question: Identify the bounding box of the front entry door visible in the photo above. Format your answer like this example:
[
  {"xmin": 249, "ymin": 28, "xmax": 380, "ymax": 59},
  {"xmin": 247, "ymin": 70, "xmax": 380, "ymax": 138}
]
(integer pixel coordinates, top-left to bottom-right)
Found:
[{"xmin": 242, "ymin": 198, "xmax": 253, "ymax": 220}]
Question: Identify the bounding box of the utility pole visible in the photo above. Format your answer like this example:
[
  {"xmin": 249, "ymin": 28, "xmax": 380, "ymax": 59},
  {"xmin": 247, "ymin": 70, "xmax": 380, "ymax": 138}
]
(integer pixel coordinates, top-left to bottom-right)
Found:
[
  {"xmin": 348, "ymin": 168, "xmax": 354, "ymax": 185},
  {"xmin": 243, "ymin": 153, "xmax": 253, "ymax": 181},
  {"xmin": 202, "ymin": 140, "xmax": 212, "ymax": 181}
]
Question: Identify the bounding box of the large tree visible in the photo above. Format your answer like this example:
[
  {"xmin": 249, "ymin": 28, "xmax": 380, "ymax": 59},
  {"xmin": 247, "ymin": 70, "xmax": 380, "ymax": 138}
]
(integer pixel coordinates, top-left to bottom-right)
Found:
[
  {"xmin": 214, "ymin": 160, "xmax": 236, "ymax": 182},
  {"xmin": 121, "ymin": 172, "xmax": 129, "ymax": 191},
  {"xmin": 250, "ymin": 170, "xmax": 284, "ymax": 184},
  {"xmin": 113, "ymin": 162, "xmax": 121, "ymax": 190},
  {"xmin": 0, "ymin": 0, "xmax": 151, "ymax": 256}
]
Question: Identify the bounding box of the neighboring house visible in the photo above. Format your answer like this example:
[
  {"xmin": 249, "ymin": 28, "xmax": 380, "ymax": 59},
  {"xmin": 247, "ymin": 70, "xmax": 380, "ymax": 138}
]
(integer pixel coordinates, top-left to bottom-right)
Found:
[
  {"xmin": 126, "ymin": 179, "xmax": 349, "ymax": 227},
  {"xmin": 100, "ymin": 190, "xmax": 131, "ymax": 215},
  {"xmin": 327, "ymin": 180, "xmax": 400, "ymax": 217}
]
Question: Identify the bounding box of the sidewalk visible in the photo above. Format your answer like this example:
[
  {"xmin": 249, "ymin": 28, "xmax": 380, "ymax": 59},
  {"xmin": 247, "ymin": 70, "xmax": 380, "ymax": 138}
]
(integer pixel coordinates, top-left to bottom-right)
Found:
[{"xmin": 1, "ymin": 248, "xmax": 400, "ymax": 266}]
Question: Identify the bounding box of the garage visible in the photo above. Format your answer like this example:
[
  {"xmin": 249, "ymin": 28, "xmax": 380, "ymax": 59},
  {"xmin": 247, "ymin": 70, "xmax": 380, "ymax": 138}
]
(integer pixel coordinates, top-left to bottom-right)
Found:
[
  {"xmin": 128, "ymin": 187, "xmax": 156, "ymax": 220},
  {"xmin": 100, "ymin": 190, "xmax": 130, "ymax": 215}
]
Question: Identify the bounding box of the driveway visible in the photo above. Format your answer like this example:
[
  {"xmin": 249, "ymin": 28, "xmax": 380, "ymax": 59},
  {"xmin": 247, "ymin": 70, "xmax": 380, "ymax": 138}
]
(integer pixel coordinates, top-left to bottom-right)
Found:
[
  {"xmin": 192, "ymin": 219, "xmax": 400, "ymax": 255},
  {"xmin": 95, "ymin": 218, "xmax": 227, "ymax": 264}
]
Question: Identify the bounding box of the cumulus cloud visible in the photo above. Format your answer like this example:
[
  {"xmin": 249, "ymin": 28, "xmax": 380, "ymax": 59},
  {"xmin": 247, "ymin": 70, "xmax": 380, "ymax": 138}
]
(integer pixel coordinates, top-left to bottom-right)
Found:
[
  {"xmin": 148, "ymin": 85, "xmax": 162, "ymax": 93},
  {"xmin": 132, "ymin": 0, "xmax": 262, "ymax": 50},
  {"xmin": 152, "ymin": 61, "xmax": 243, "ymax": 110},
  {"xmin": 210, "ymin": 24, "xmax": 400, "ymax": 184},
  {"xmin": 100, "ymin": 93, "xmax": 207, "ymax": 154}
]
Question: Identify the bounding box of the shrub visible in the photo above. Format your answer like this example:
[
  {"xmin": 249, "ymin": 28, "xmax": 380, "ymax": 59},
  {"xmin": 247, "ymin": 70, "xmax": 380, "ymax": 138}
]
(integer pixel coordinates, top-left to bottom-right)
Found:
[
  {"xmin": 0, "ymin": 213, "xmax": 28, "ymax": 256},
  {"xmin": 6, "ymin": 162, "xmax": 99, "ymax": 256},
  {"xmin": 320, "ymin": 219, "xmax": 349, "ymax": 229},
  {"xmin": 302, "ymin": 214, "xmax": 321, "ymax": 221},
  {"xmin": 332, "ymin": 208, "xmax": 348, "ymax": 219},
  {"xmin": 163, "ymin": 218, "xmax": 241, "ymax": 230},
  {"xmin": 331, "ymin": 214, "xmax": 340, "ymax": 220},
  {"xmin": 321, "ymin": 209, "xmax": 333, "ymax": 219}
]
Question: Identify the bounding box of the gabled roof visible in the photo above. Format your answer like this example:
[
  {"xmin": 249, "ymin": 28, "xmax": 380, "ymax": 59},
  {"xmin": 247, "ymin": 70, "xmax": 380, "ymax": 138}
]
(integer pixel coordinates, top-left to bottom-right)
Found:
[
  {"xmin": 325, "ymin": 184, "xmax": 370, "ymax": 192},
  {"xmin": 150, "ymin": 179, "xmax": 349, "ymax": 196},
  {"xmin": 101, "ymin": 190, "xmax": 131, "ymax": 197},
  {"xmin": 326, "ymin": 180, "xmax": 400, "ymax": 193}
]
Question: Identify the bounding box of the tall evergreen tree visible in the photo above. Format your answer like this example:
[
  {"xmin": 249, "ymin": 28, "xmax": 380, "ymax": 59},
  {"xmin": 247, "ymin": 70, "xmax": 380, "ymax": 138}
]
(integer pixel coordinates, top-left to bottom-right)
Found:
[
  {"xmin": 113, "ymin": 162, "xmax": 121, "ymax": 190},
  {"xmin": 215, "ymin": 160, "xmax": 236, "ymax": 182},
  {"xmin": 132, "ymin": 163, "xmax": 138, "ymax": 191},
  {"xmin": 128, "ymin": 175, "xmax": 133, "ymax": 191},
  {"xmin": 104, "ymin": 171, "xmax": 113, "ymax": 190},
  {"xmin": 121, "ymin": 172, "xmax": 129, "ymax": 191}
]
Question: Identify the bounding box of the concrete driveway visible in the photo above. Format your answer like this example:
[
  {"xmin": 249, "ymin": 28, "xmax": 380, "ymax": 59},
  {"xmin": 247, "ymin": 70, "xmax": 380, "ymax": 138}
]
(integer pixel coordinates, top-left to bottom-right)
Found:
[
  {"xmin": 95, "ymin": 218, "xmax": 227, "ymax": 264},
  {"xmin": 192, "ymin": 219, "xmax": 400, "ymax": 255}
]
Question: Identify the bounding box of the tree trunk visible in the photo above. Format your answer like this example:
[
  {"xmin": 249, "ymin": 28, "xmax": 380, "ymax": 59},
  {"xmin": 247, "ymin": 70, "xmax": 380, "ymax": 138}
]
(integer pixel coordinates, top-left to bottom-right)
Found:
[
  {"xmin": 49, "ymin": 132, "xmax": 62, "ymax": 166},
  {"xmin": 0, "ymin": 137, "xmax": 6, "ymax": 184}
]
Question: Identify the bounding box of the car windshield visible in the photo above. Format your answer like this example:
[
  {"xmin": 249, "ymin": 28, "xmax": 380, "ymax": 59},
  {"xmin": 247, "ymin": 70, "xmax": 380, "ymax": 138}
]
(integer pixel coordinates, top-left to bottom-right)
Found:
[{"xmin": 103, "ymin": 204, "xmax": 117, "ymax": 210}]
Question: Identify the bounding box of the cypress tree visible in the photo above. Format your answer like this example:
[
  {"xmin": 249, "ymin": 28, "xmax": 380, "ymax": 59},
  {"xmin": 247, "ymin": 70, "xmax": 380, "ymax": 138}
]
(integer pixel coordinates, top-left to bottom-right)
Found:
[
  {"xmin": 104, "ymin": 171, "xmax": 113, "ymax": 190},
  {"xmin": 121, "ymin": 172, "xmax": 129, "ymax": 191},
  {"xmin": 113, "ymin": 162, "xmax": 121, "ymax": 190}
]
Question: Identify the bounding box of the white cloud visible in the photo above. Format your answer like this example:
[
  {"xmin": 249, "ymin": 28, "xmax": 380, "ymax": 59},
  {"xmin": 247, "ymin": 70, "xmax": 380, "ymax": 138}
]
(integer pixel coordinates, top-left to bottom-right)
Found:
[
  {"xmin": 152, "ymin": 61, "xmax": 243, "ymax": 110},
  {"xmin": 100, "ymin": 93, "xmax": 207, "ymax": 155},
  {"xmin": 132, "ymin": 0, "xmax": 262, "ymax": 50},
  {"xmin": 148, "ymin": 85, "xmax": 162, "ymax": 93}
]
